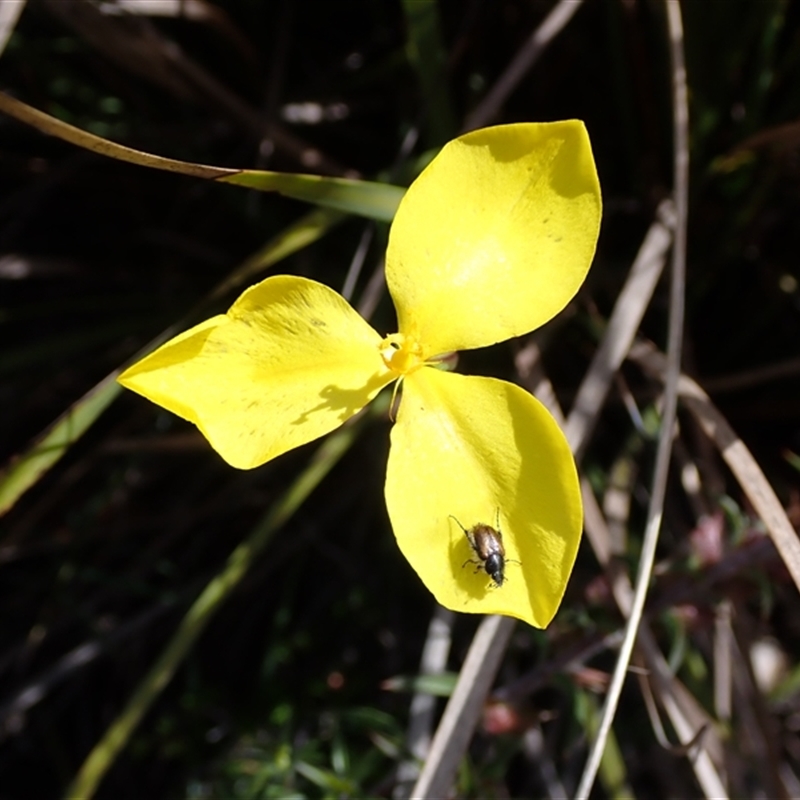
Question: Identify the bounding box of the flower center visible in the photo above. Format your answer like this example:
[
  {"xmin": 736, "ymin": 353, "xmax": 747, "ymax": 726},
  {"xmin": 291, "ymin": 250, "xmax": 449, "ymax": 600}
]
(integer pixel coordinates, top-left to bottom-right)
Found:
[{"xmin": 379, "ymin": 333, "xmax": 425, "ymax": 377}]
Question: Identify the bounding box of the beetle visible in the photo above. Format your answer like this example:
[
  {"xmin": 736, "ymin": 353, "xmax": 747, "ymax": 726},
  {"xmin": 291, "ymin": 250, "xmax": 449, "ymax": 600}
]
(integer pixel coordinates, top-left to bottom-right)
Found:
[{"xmin": 449, "ymin": 510, "xmax": 518, "ymax": 588}]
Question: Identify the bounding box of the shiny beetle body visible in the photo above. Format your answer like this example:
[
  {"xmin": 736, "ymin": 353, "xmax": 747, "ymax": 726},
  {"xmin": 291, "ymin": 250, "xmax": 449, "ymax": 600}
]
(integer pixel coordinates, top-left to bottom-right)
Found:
[
  {"xmin": 450, "ymin": 511, "xmax": 512, "ymax": 588},
  {"xmin": 466, "ymin": 523, "xmax": 507, "ymax": 587}
]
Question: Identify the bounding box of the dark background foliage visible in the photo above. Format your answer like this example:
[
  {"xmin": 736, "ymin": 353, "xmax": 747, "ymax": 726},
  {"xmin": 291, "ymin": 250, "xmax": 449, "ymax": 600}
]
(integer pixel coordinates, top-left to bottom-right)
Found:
[{"xmin": 1, "ymin": 1, "xmax": 800, "ymax": 798}]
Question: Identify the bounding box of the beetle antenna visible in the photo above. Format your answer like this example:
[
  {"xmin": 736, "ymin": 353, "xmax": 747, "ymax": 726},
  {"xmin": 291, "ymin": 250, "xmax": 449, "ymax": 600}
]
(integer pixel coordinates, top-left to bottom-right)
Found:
[{"xmin": 448, "ymin": 514, "xmax": 467, "ymax": 534}]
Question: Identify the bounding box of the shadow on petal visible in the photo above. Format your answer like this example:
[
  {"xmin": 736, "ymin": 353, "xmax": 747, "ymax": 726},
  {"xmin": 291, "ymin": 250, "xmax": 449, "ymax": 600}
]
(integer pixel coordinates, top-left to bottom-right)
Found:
[{"xmin": 292, "ymin": 371, "xmax": 394, "ymax": 427}]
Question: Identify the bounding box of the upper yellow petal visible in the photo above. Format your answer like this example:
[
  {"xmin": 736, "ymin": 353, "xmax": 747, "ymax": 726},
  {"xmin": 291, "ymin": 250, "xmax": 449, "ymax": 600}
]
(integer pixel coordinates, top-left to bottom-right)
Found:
[
  {"xmin": 385, "ymin": 368, "xmax": 582, "ymax": 628},
  {"xmin": 386, "ymin": 121, "xmax": 601, "ymax": 356},
  {"xmin": 119, "ymin": 276, "xmax": 392, "ymax": 469}
]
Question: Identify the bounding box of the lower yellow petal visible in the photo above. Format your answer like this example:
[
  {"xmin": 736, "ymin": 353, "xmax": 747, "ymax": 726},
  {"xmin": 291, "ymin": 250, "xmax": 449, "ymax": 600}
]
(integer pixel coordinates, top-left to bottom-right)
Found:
[
  {"xmin": 385, "ymin": 368, "xmax": 581, "ymax": 628},
  {"xmin": 119, "ymin": 276, "xmax": 392, "ymax": 469}
]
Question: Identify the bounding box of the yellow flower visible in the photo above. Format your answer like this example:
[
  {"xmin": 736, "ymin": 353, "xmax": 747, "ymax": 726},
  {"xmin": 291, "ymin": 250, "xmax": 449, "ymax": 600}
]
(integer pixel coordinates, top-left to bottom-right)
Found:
[{"xmin": 119, "ymin": 122, "xmax": 601, "ymax": 627}]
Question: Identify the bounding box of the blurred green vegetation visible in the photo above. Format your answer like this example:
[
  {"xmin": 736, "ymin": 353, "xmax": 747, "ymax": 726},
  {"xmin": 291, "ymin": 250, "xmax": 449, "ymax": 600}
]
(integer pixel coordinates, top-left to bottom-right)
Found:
[{"xmin": 1, "ymin": 1, "xmax": 800, "ymax": 798}]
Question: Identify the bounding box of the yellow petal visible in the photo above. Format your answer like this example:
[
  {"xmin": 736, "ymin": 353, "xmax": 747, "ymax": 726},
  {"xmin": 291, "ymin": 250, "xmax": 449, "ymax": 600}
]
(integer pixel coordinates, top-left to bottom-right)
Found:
[
  {"xmin": 386, "ymin": 121, "xmax": 601, "ymax": 356},
  {"xmin": 385, "ymin": 368, "xmax": 581, "ymax": 627},
  {"xmin": 119, "ymin": 276, "xmax": 392, "ymax": 469}
]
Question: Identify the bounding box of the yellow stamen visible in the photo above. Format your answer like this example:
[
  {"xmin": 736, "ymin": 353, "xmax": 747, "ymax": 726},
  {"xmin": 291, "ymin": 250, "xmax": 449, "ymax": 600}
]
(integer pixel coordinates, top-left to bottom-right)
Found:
[{"xmin": 379, "ymin": 333, "xmax": 424, "ymax": 376}]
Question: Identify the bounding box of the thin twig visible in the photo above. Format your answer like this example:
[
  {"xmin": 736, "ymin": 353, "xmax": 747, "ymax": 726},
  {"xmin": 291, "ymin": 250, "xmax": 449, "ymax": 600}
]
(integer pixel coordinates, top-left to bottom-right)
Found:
[
  {"xmin": 462, "ymin": 0, "xmax": 585, "ymax": 131},
  {"xmin": 345, "ymin": 123, "xmax": 419, "ymax": 304},
  {"xmin": 410, "ymin": 615, "xmax": 515, "ymax": 800},
  {"xmin": 713, "ymin": 600, "xmax": 733, "ymax": 727},
  {"xmin": 574, "ymin": 2, "xmax": 689, "ymax": 797},
  {"xmin": 0, "ymin": 596, "xmax": 180, "ymax": 732},
  {"xmin": 565, "ymin": 199, "xmax": 675, "ymax": 459},
  {"xmin": 393, "ymin": 606, "xmax": 455, "ymax": 798},
  {"xmin": 630, "ymin": 342, "xmax": 800, "ymax": 596},
  {"xmin": 356, "ymin": 257, "xmax": 386, "ymax": 321},
  {"xmin": 0, "ymin": 0, "xmax": 25, "ymax": 56},
  {"xmin": 341, "ymin": 224, "xmax": 375, "ymax": 302},
  {"xmin": 700, "ymin": 355, "xmax": 800, "ymax": 394},
  {"xmin": 730, "ymin": 614, "xmax": 791, "ymax": 800},
  {"xmin": 524, "ymin": 724, "xmax": 569, "ymax": 799},
  {"xmin": 636, "ymin": 661, "xmax": 707, "ymax": 756}
]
